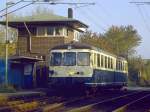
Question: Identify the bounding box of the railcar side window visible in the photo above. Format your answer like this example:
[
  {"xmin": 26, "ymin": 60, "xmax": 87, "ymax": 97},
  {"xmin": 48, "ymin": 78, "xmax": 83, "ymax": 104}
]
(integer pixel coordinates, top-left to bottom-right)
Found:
[
  {"xmin": 108, "ymin": 57, "xmax": 110, "ymax": 69},
  {"xmin": 121, "ymin": 61, "xmax": 123, "ymax": 71},
  {"xmin": 101, "ymin": 55, "xmax": 104, "ymax": 67},
  {"xmin": 110, "ymin": 58, "xmax": 113, "ymax": 69},
  {"xmin": 94, "ymin": 53, "xmax": 97, "ymax": 66},
  {"xmin": 77, "ymin": 52, "xmax": 90, "ymax": 66},
  {"xmin": 51, "ymin": 52, "xmax": 62, "ymax": 66},
  {"xmin": 105, "ymin": 56, "xmax": 108, "ymax": 68},
  {"xmin": 63, "ymin": 52, "xmax": 76, "ymax": 66},
  {"xmin": 125, "ymin": 63, "xmax": 128, "ymax": 72},
  {"xmin": 116, "ymin": 60, "xmax": 119, "ymax": 70},
  {"xmin": 97, "ymin": 54, "xmax": 100, "ymax": 67}
]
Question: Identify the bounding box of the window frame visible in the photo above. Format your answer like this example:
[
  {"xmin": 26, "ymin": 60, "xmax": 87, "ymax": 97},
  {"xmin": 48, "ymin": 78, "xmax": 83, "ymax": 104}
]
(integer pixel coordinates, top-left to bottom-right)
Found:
[
  {"xmin": 36, "ymin": 26, "xmax": 68, "ymax": 37},
  {"xmin": 77, "ymin": 52, "xmax": 90, "ymax": 66},
  {"xmin": 97, "ymin": 54, "xmax": 100, "ymax": 67},
  {"xmin": 50, "ymin": 52, "xmax": 62, "ymax": 66},
  {"xmin": 36, "ymin": 26, "xmax": 46, "ymax": 36},
  {"xmin": 63, "ymin": 52, "xmax": 76, "ymax": 66},
  {"xmin": 101, "ymin": 55, "xmax": 104, "ymax": 68}
]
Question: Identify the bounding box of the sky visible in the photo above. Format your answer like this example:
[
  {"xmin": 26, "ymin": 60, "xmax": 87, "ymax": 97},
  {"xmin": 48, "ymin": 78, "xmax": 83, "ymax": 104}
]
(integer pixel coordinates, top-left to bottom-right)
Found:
[{"xmin": 0, "ymin": 0, "xmax": 150, "ymax": 59}]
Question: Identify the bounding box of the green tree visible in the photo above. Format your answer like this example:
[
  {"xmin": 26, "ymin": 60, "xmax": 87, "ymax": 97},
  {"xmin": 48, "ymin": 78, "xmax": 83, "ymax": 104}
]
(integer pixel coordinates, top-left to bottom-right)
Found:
[
  {"xmin": 80, "ymin": 31, "xmax": 113, "ymax": 53},
  {"xmin": 104, "ymin": 25, "xmax": 141, "ymax": 58}
]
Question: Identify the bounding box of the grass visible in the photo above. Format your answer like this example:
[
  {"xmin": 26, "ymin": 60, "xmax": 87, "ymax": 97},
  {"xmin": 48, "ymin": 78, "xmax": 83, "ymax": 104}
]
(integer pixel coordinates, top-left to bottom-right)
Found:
[{"xmin": 0, "ymin": 85, "xmax": 16, "ymax": 93}]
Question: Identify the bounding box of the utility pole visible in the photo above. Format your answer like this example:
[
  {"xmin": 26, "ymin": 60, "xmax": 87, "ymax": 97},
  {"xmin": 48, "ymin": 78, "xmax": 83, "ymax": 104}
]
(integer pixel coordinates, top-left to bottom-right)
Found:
[
  {"xmin": 5, "ymin": 0, "xmax": 8, "ymax": 86},
  {"xmin": 130, "ymin": 1, "xmax": 150, "ymax": 5}
]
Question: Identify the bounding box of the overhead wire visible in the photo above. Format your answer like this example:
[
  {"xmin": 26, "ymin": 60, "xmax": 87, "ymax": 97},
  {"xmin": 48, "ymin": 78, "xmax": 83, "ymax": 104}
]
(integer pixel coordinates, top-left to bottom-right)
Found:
[
  {"xmin": 73, "ymin": 0, "xmax": 112, "ymax": 32},
  {"xmin": 130, "ymin": 0, "xmax": 150, "ymax": 32},
  {"xmin": 0, "ymin": 1, "xmax": 95, "ymax": 18},
  {"xmin": 82, "ymin": 6, "xmax": 107, "ymax": 31},
  {"xmin": 142, "ymin": 6, "xmax": 150, "ymax": 20},
  {"xmin": 86, "ymin": 6, "xmax": 110, "ymax": 28},
  {"xmin": 136, "ymin": 4, "xmax": 150, "ymax": 32},
  {"xmin": 75, "ymin": 7, "xmax": 107, "ymax": 32},
  {"xmin": 0, "ymin": 0, "xmax": 23, "ymax": 14},
  {"xmin": 74, "ymin": 4, "xmax": 94, "ymax": 9},
  {"xmin": 0, "ymin": 2, "xmax": 35, "ymax": 18},
  {"xmin": 95, "ymin": 1, "xmax": 112, "ymax": 19}
]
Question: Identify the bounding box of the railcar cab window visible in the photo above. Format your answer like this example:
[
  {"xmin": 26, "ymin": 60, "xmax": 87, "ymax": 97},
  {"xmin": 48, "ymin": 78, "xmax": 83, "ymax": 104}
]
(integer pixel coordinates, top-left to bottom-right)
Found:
[
  {"xmin": 63, "ymin": 52, "xmax": 76, "ymax": 66},
  {"xmin": 77, "ymin": 52, "xmax": 90, "ymax": 66},
  {"xmin": 50, "ymin": 52, "xmax": 62, "ymax": 66}
]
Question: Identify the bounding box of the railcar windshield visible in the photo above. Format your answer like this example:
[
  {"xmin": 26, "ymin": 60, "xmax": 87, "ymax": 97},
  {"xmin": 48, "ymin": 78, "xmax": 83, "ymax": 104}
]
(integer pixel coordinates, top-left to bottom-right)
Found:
[
  {"xmin": 63, "ymin": 52, "xmax": 76, "ymax": 66},
  {"xmin": 77, "ymin": 52, "xmax": 90, "ymax": 66},
  {"xmin": 50, "ymin": 52, "xmax": 62, "ymax": 66}
]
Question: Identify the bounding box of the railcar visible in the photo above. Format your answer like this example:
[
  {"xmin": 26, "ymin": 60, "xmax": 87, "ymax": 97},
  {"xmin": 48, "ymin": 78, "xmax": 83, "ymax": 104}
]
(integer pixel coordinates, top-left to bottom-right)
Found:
[{"xmin": 48, "ymin": 42, "xmax": 128, "ymax": 90}]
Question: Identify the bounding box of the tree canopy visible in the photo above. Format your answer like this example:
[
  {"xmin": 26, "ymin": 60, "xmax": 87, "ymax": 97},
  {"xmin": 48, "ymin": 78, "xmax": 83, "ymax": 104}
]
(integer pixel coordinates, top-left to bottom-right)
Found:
[
  {"xmin": 104, "ymin": 25, "xmax": 141, "ymax": 58},
  {"xmin": 80, "ymin": 25, "xmax": 141, "ymax": 58}
]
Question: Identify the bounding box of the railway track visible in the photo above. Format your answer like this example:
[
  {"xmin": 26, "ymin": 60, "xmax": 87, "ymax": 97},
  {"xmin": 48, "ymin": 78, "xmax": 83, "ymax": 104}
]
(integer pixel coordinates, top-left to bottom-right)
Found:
[
  {"xmin": 35, "ymin": 90, "xmax": 132, "ymax": 112},
  {"xmin": 0, "ymin": 90, "xmax": 88, "ymax": 112},
  {"xmin": 0, "ymin": 94, "xmax": 65, "ymax": 112},
  {"xmin": 64, "ymin": 91, "xmax": 150, "ymax": 112},
  {"xmin": 0, "ymin": 90, "xmax": 150, "ymax": 112}
]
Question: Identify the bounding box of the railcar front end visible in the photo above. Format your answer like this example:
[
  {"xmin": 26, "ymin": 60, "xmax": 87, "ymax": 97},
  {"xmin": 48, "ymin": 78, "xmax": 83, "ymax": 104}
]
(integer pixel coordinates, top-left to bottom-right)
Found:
[{"xmin": 48, "ymin": 50, "xmax": 94, "ymax": 88}]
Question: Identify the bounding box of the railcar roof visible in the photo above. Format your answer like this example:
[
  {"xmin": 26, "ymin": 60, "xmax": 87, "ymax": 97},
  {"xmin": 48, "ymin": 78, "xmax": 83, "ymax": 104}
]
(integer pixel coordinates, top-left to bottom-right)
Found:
[
  {"xmin": 51, "ymin": 42, "xmax": 127, "ymax": 61},
  {"xmin": 51, "ymin": 42, "xmax": 93, "ymax": 50},
  {"xmin": 51, "ymin": 42, "xmax": 114, "ymax": 56}
]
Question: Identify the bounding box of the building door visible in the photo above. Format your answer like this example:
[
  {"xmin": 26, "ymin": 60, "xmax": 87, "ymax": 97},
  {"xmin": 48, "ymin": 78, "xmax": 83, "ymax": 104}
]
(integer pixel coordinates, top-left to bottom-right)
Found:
[{"xmin": 23, "ymin": 64, "xmax": 33, "ymax": 89}]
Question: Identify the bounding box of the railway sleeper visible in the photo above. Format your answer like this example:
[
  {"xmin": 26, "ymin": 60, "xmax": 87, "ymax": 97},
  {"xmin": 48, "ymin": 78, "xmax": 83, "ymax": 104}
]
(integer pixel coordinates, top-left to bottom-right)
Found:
[
  {"xmin": 13, "ymin": 101, "xmax": 39, "ymax": 112},
  {"xmin": 0, "ymin": 96, "xmax": 8, "ymax": 106}
]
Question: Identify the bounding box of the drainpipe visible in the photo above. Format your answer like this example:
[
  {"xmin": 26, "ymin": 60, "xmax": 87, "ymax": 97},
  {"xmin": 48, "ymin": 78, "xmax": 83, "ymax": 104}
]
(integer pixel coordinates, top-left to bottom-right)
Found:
[{"xmin": 24, "ymin": 22, "xmax": 31, "ymax": 52}]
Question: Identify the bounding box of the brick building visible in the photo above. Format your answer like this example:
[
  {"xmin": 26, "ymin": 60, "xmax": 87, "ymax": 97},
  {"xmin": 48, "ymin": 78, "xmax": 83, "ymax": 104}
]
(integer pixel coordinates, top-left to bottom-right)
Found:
[{"xmin": 0, "ymin": 8, "xmax": 88, "ymax": 88}]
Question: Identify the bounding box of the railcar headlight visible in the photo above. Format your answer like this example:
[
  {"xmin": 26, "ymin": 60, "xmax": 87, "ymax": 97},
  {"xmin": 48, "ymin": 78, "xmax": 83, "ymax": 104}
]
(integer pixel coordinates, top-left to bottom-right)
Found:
[
  {"xmin": 76, "ymin": 71, "xmax": 84, "ymax": 75},
  {"xmin": 68, "ymin": 71, "xmax": 75, "ymax": 75}
]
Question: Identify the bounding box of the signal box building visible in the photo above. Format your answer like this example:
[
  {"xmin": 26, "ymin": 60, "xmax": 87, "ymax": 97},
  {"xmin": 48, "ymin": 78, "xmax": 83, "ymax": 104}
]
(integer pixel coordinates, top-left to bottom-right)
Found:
[{"xmin": 0, "ymin": 9, "xmax": 88, "ymax": 88}]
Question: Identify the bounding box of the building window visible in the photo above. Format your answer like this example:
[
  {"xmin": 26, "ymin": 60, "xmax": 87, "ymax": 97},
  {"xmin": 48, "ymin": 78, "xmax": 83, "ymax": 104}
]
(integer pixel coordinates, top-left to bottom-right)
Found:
[
  {"xmin": 74, "ymin": 30, "xmax": 80, "ymax": 41},
  {"xmin": 55, "ymin": 27, "xmax": 63, "ymax": 36},
  {"xmin": 37, "ymin": 27, "xmax": 45, "ymax": 36},
  {"xmin": 36, "ymin": 26, "xmax": 67, "ymax": 37},
  {"xmin": 63, "ymin": 28, "xmax": 69, "ymax": 36},
  {"xmin": 47, "ymin": 27, "xmax": 54, "ymax": 36}
]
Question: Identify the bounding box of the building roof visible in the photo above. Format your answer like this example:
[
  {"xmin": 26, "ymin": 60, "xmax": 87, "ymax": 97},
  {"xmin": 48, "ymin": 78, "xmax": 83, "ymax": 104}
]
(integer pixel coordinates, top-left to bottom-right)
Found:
[
  {"xmin": 0, "ymin": 13, "xmax": 88, "ymax": 29},
  {"xmin": 9, "ymin": 56, "xmax": 43, "ymax": 63}
]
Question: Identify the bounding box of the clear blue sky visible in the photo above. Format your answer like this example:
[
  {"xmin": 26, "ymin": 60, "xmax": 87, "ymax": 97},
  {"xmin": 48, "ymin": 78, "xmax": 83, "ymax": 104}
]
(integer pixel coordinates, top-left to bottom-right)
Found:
[{"xmin": 0, "ymin": 0, "xmax": 150, "ymax": 59}]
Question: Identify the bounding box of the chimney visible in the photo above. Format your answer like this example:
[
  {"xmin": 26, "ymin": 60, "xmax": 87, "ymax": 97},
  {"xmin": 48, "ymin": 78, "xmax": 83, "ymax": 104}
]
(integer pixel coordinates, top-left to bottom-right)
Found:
[{"xmin": 68, "ymin": 8, "xmax": 73, "ymax": 18}]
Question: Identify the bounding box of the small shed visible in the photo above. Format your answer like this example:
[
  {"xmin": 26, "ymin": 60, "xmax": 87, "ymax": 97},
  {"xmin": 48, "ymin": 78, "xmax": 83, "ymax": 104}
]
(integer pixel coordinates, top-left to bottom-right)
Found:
[{"xmin": 9, "ymin": 56, "xmax": 42, "ymax": 89}]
